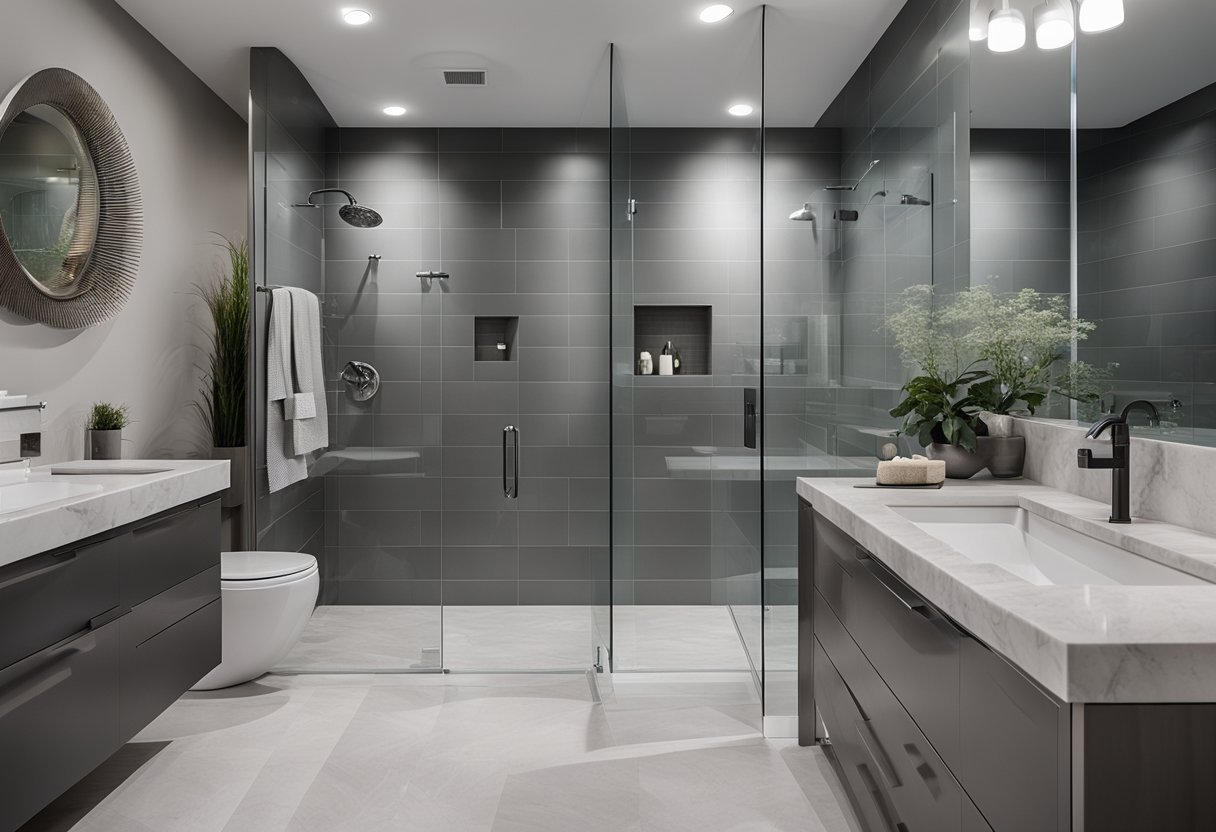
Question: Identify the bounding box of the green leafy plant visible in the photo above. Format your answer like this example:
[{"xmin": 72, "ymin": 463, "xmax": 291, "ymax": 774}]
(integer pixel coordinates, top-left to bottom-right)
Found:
[
  {"xmin": 884, "ymin": 284, "xmax": 1102, "ymax": 451},
  {"xmin": 890, "ymin": 370, "xmax": 989, "ymax": 452},
  {"xmin": 196, "ymin": 235, "xmax": 249, "ymax": 448},
  {"xmin": 86, "ymin": 402, "xmax": 130, "ymax": 431}
]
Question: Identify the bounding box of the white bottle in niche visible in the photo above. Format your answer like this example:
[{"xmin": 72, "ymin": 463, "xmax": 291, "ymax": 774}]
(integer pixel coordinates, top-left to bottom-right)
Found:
[
  {"xmin": 638, "ymin": 351, "xmax": 653, "ymax": 375},
  {"xmin": 658, "ymin": 354, "xmax": 674, "ymax": 376}
]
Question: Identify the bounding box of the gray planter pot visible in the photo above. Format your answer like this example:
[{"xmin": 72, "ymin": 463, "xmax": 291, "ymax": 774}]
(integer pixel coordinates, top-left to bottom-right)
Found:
[
  {"xmin": 89, "ymin": 429, "xmax": 122, "ymax": 460},
  {"xmin": 982, "ymin": 435, "xmax": 1026, "ymax": 479},
  {"xmin": 213, "ymin": 446, "xmax": 248, "ymax": 508},
  {"xmin": 927, "ymin": 441, "xmax": 989, "ymax": 479}
]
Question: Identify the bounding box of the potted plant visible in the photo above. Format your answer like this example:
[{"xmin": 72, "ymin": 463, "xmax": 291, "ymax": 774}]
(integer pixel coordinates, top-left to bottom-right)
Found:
[
  {"xmin": 961, "ymin": 287, "xmax": 1099, "ymax": 477},
  {"xmin": 86, "ymin": 402, "xmax": 129, "ymax": 460},
  {"xmin": 196, "ymin": 235, "xmax": 249, "ymax": 508},
  {"xmin": 885, "ymin": 285, "xmax": 993, "ymax": 478}
]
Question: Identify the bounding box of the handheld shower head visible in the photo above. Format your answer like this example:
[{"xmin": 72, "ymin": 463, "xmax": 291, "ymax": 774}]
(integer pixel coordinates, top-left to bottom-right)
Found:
[
  {"xmin": 292, "ymin": 188, "xmax": 384, "ymax": 228},
  {"xmin": 788, "ymin": 203, "xmax": 816, "ymax": 222}
]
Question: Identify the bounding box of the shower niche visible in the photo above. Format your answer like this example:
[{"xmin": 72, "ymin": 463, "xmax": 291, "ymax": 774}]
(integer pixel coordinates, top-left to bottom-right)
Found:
[
  {"xmin": 633, "ymin": 305, "xmax": 711, "ymax": 376},
  {"xmin": 475, "ymin": 316, "xmax": 518, "ymax": 361}
]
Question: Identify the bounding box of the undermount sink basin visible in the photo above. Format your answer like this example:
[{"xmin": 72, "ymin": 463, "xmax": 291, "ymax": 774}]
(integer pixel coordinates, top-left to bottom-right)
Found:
[
  {"xmin": 891, "ymin": 505, "xmax": 1207, "ymax": 587},
  {"xmin": 0, "ymin": 480, "xmax": 104, "ymax": 515}
]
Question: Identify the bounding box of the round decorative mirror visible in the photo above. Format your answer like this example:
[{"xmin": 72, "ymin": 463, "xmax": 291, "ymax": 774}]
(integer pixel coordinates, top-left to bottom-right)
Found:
[{"xmin": 0, "ymin": 68, "xmax": 141, "ymax": 328}]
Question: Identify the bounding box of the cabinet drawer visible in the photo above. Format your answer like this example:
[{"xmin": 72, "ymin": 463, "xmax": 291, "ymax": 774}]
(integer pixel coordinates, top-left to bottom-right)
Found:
[
  {"xmin": 121, "ymin": 598, "xmax": 220, "ymax": 736},
  {"xmin": 815, "ymin": 597, "xmax": 963, "ymax": 832},
  {"xmin": 125, "ymin": 566, "xmax": 220, "ymax": 647},
  {"xmin": 813, "ymin": 510, "xmax": 961, "ymax": 766},
  {"xmin": 116, "ymin": 499, "xmax": 220, "ymax": 606},
  {"xmin": 812, "ymin": 509, "xmax": 859, "ymax": 617},
  {"xmin": 814, "ymin": 639, "xmax": 903, "ymax": 832},
  {"xmin": 0, "ymin": 621, "xmax": 123, "ymax": 832},
  {"xmin": 0, "ymin": 543, "xmax": 121, "ymax": 670},
  {"xmin": 959, "ymin": 636, "xmax": 1067, "ymax": 832}
]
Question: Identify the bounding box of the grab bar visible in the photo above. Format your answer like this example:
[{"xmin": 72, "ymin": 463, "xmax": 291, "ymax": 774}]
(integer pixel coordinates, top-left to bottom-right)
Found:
[{"xmin": 503, "ymin": 425, "xmax": 519, "ymax": 499}]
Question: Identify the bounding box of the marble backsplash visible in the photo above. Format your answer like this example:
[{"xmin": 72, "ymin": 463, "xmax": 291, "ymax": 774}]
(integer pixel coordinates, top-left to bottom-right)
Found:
[{"xmin": 1015, "ymin": 417, "xmax": 1216, "ymax": 536}]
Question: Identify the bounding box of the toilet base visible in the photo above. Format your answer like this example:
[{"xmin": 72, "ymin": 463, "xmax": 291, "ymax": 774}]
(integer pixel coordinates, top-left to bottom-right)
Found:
[{"xmin": 191, "ymin": 565, "xmax": 319, "ymax": 690}]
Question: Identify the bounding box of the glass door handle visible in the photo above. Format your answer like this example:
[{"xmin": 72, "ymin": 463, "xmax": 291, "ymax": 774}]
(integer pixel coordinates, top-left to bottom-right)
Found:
[{"xmin": 503, "ymin": 426, "xmax": 519, "ymax": 499}]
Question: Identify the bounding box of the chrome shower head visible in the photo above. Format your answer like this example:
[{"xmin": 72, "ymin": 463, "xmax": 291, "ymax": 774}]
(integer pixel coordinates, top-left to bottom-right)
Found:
[
  {"xmin": 292, "ymin": 188, "xmax": 383, "ymax": 228},
  {"xmin": 788, "ymin": 203, "xmax": 816, "ymax": 222}
]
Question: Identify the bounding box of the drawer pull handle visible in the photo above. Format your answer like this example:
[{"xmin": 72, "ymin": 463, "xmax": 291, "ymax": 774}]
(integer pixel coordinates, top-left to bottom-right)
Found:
[
  {"xmin": 0, "ymin": 631, "xmax": 96, "ymax": 719},
  {"xmin": 856, "ymin": 719, "xmax": 902, "ymax": 789},
  {"xmin": 863, "ymin": 558, "xmax": 931, "ymax": 617},
  {"xmin": 0, "ymin": 550, "xmax": 77, "ymax": 590},
  {"xmin": 855, "ymin": 762, "xmax": 902, "ymax": 832},
  {"xmin": 903, "ymin": 742, "xmax": 943, "ymax": 800},
  {"xmin": 131, "ymin": 504, "xmax": 199, "ymax": 535}
]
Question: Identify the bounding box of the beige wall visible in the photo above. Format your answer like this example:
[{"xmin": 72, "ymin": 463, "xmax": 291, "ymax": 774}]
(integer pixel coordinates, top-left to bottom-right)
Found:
[{"xmin": 0, "ymin": 0, "xmax": 246, "ymax": 462}]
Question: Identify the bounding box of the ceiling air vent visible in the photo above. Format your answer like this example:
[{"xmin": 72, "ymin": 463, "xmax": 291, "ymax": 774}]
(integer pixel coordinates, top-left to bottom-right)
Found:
[{"xmin": 443, "ymin": 70, "xmax": 487, "ymax": 87}]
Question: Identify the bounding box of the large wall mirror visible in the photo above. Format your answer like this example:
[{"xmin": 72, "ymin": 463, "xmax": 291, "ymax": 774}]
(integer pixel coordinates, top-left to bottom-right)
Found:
[
  {"xmin": 0, "ymin": 68, "xmax": 141, "ymax": 328},
  {"xmin": 971, "ymin": 0, "xmax": 1216, "ymax": 445}
]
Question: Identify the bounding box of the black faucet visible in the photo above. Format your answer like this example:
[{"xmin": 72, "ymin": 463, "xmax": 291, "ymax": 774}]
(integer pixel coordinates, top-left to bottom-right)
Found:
[{"xmin": 1077, "ymin": 399, "xmax": 1161, "ymax": 523}]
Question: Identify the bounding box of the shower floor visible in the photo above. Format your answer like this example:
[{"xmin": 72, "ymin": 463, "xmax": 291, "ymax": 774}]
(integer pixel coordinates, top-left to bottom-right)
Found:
[{"xmin": 276, "ymin": 605, "xmax": 756, "ymax": 673}]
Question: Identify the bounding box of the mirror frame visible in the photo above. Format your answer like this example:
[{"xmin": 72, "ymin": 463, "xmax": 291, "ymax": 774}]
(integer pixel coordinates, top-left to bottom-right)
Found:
[{"xmin": 0, "ymin": 68, "xmax": 141, "ymax": 328}]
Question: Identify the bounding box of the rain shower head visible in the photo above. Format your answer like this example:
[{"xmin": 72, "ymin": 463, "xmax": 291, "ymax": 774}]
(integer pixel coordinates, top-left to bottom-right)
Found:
[
  {"xmin": 788, "ymin": 203, "xmax": 816, "ymax": 222},
  {"xmin": 292, "ymin": 188, "xmax": 384, "ymax": 228}
]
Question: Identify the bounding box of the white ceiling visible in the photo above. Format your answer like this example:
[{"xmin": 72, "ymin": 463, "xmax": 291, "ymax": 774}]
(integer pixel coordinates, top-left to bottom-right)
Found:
[
  {"xmin": 112, "ymin": 0, "xmax": 906, "ymax": 127},
  {"xmin": 971, "ymin": 0, "xmax": 1216, "ymax": 129}
]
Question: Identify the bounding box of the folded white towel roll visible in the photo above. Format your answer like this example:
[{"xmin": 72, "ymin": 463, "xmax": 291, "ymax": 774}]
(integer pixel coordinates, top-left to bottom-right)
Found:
[{"xmin": 876, "ymin": 455, "xmax": 946, "ymax": 485}]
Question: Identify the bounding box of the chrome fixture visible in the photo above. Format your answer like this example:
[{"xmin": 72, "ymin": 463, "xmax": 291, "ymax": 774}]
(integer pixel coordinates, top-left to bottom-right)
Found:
[
  {"xmin": 824, "ymin": 159, "xmax": 881, "ymax": 192},
  {"xmin": 291, "ymin": 189, "xmax": 384, "ymax": 228},
  {"xmin": 899, "ymin": 194, "xmax": 931, "ymax": 206},
  {"xmin": 1077, "ymin": 399, "xmax": 1160, "ymax": 523},
  {"xmin": 788, "ymin": 203, "xmax": 816, "ymax": 222},
  {"xmin": 340, "ymin": 360, "xmax": 380, "ymax": 402},
  {"xmin": 416, "ymin": 270, "xmax": 449, "ymax": 280},
  {"xmin": 368, "ymin": 254, "xmax": 382, "ymax": 261}
]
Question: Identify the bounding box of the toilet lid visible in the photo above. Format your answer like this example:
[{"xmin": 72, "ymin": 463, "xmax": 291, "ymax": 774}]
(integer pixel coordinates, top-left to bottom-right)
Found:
[{"xmin": 222, "ymin": 551, "xmax": 317, "ymax": 581}]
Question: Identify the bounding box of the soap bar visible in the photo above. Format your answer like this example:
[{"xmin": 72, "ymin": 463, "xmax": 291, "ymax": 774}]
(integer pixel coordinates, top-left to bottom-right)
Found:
[{"xmin": 876, "ymin": 456, "xmax": 946, "ymax": 486}]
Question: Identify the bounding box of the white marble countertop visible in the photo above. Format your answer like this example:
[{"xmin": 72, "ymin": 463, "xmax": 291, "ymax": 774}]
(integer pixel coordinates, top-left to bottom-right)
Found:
[
  {"xmin": 0, "ymin": 459, "xmax": 229, "ymax": 568},
  {"xmin": 798, "ymin": 476, "xmax": 1216, "ymax": 703}
]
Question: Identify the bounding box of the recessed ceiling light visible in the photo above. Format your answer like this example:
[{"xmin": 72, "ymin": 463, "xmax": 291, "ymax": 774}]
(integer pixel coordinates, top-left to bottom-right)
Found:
[
  {"xmin": 383, "ymin": 105, "xmax": 406, "ymax": 116},
  {"xmin": 727, "ymin": 103, "xmax": 754, "ymax": 117},
  {"xmin": 342, "ymin": 8, "xmax": 372, "ymax": 25},
  {"xmin": 1078, "ymin": 0, "xmax": 1123, "ymax": 33},
  {"xmin": 699, "ymin": 4, "xmax": 734, "ymax": 23}
]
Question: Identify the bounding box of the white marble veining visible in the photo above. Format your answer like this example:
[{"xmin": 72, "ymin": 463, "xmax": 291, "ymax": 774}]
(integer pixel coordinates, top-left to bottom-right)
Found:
[
  {"xmin": 798, "ymin": 475, "xmax": 1216, "ymax": 703},
  {"xmin": 0, "ymin": 459, "xmax": 229, "ymax": 567},
  {"xmin": 1016, "ymin": 416, "xmax": 1216, "ymax": 536}
]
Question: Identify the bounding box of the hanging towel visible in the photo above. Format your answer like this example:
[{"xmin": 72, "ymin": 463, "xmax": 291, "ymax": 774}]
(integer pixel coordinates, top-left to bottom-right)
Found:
[
  {"xmin": 266, "ymin": 288, "xmax": 306, "ymax": 492},
  {"xmin": 287, "ymin": 287, "xmax": 329, "ymax": 456}
]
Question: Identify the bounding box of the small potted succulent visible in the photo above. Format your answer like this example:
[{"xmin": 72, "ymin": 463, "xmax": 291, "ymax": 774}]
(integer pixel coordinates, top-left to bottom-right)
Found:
[
  {"xmin": 196, "ymin": 235, "xmax": 250, "ymax": 508},
  {"xmin": 86, "ymin": 402, "xmax": 130, "ymax": 460}
]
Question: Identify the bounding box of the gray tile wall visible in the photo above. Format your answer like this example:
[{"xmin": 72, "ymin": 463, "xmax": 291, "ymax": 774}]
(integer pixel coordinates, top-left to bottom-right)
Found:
[
  {"xmin": 818, "ymin": 0, "xmax": 971, "ymax": 389},
  {"xmin": 251, "ymin": 48, "xmax": 331, "ymax": 573},
  {"xmin": 1078, "ymin": 82, "xmax": 1216, "ymax": 429},
  {"xmin": 323, "ymin": 127, "xmax": 610, "ymax": 605},
  {"xmin": 971, "ymin": 129, "xmax": 1071, "ymax": 295},
  {"xmin": 613, "ymin": 128, "xmax": 762, "ymax": 609}
]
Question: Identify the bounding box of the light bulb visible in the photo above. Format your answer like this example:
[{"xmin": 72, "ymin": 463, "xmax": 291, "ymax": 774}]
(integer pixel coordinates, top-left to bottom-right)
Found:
[
  {"xmin": 1078, "ymin": 0, "xmax": 1124, "ymax": 33},
  {"xmin": 1034, "ymin": 0, "xmax": 1074, "ymax": 49},
  {"xmin": 987, "ymin": 3, "xmax": 1026, "ymax": 52},
  {"xmin": 699, "ymin": 4, "xmax": 733, "ymax": 23}
]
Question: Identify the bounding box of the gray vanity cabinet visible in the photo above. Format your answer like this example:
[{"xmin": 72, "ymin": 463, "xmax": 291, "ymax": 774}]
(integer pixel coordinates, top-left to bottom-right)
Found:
[
  {"xmin": 0, "ymin": 498, "xmax": 222, "ymax": 832},
  {"xmin": 803, "ymin": 502, "xmax": 1067, "ymax": 832}
]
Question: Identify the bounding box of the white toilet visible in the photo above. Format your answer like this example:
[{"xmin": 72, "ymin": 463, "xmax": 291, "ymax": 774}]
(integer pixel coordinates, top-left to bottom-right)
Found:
[{"xmin": 191, "ymin": 551, "xmax": 319, "ymax": 690}]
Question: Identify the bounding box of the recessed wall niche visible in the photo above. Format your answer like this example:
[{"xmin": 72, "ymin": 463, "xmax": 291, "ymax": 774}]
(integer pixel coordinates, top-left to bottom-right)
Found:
[
  {"xmin": 474, "ymin": 316, "xmax": 518, "ymax": 361},
  {"xmin": 634, "ymin": 305, "xmax": 711, "ymax": 375}
]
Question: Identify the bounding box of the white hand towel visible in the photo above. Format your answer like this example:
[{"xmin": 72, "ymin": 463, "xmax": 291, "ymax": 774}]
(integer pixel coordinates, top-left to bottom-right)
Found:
[
  {"xmin": 266, "ymin": 288, "xmax": 306, "ymax": 492},
  {"xmin": 287, "ymin": 287, "xmax": 329, "ymax": 457}
]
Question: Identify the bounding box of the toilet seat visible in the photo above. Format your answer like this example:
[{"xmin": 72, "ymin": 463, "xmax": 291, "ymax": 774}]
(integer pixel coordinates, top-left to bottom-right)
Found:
[{"xmin": 222, "ymin": 551, "xmax": 316, "ymax": 582}]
